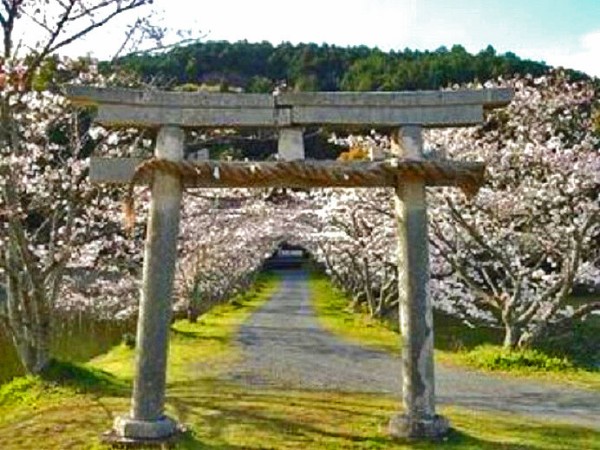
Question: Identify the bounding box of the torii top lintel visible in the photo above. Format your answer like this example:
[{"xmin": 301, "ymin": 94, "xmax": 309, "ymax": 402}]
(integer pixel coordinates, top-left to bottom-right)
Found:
[{"xmin": 65, "ymin": 86, "xmax": 513, "ymax": 129}]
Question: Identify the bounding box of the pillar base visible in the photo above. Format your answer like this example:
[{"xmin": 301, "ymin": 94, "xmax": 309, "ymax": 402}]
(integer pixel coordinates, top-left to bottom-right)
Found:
[
  {"xmin": 103, "ymin": 415, "xmax": 179, "ymax": 446},
  {"xmin": 389, "ymin": 413, "xmax": 450, "ymax": 439}
]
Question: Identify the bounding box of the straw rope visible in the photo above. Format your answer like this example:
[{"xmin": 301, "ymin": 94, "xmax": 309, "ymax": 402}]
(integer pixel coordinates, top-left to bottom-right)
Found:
[{"xmin": 123, "ymin": 158, "xmax": 485, "ymax": 230}]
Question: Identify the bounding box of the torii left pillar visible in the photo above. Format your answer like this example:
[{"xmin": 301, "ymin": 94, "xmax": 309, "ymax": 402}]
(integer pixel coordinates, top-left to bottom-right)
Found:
[{"xmin": 112, "ymin": 126, "xmax": 184, "ymax": 441}]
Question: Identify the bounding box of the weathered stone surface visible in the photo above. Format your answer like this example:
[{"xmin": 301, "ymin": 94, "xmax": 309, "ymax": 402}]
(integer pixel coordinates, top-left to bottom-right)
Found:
[
  {"xmin": 90, "ymin": 157, "xmax": 143, "ymax": 184},
  {"xmin": 93, "ymin": 103, "xmax": 485, "ymax": 128},
  {"xmin": 291, "ymin": 104, "xmax": 483, "ymax": 127},
  {"xmin": 368, "ymin": 146, "xmax": 385, "ymax": 161},
  {"xmin": 276, "ymin": 89, "xmax": 512, "ymax": 108},
  {"xmin": 66, "ymin": 85, "xmax": 512, "ymax": 110},
  {"xmin": 274, "ymin": 107, "xmax": 293, "ymax": 127},
  {"xmin": 66, "ymin": 85, "xmax": 273, "ymax": 108},
  {"xmin": 394, "ymin": 125, "xmax": 449, "ymax": 436},
  {"xmin": 186, "ymin": 148, "xmax": 209, "ymax": 161},
  {"xmin": 66, "ymin": 86, "xmax": 513, "ymax": 129},
  {"xmin": 96, "ymin": 105, "xmax": 277, "ymax": 128},
  {"xmin": 112, "ymin": 415, "xmax": 177, "ymax": 440},
  {"xmin": 277, "ymin": 128, "xmax": 305, "ymax": 160},
  {"xmin": 124, "ymin": 126, "xmax": 183, "ymax": 436},
  {"xmin": 389, "ymin": 413, "xmax": 450, "ymax": 439}
]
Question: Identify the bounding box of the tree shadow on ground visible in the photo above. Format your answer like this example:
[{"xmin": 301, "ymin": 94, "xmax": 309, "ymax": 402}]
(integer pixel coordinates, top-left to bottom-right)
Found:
[
  {"xmin": 170, "ymin": 328, "xmax": 229, "ymax": 344},
  {"xmin": 163, "ymin": 383, "xmax": 596, "ymax": 449},
  {"xmin": 433, "ymin": 312, "xmax": 503, "ymax": 352},
  {"xmin": 433, "ymin": 302, "xmax": 600, "ymax": 371},
  {"xmin": 170, "ymin": 412, "xmax": 566, "ymax": 450},
  {"xmin": 41, "ymin": 358, "xmax": 130, "ymax": 397}
]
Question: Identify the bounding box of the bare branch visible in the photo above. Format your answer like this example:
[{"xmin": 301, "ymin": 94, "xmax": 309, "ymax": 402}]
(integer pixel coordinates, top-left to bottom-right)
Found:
[
  {"xmin": 46, "ymin": 1, "xmax": 149, "ymax": 55},
  {"xmin": 446, "ymin": 196, "xmax": 518, "ymax": 283},
  {"xmin": 556, "ymin": 301, "xmax": 600, "ymax": 325},
  {"xmin": 25, "ymin": 0, "xmax": 150, "ymax": 81}
]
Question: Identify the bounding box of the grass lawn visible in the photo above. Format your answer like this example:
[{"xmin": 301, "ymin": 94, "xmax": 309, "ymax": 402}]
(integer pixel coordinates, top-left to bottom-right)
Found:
[
  {"xmin": 0, "ymin": 271, "xmax": 599, "ymax": 449},
  {"xmin": 309, "ymin": 272, "xmax": 600, "ymax": 391}
]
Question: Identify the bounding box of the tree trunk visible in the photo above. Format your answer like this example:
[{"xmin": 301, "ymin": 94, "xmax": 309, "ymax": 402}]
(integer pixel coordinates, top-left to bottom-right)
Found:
[
  {"xmin": 5, "ymin": 249, "xmax": 53, "ymax": 375},
  {"xmin": 502, "ymin": 322, "xmax": 520, "ymax": 350},
  {"xmin": 517, "ymin": 325, "xmax": 545, "ymax": 349},
  {"xmin": 15, "ymin": 329, "xmax": 51, "ymax": 374},
  {"xmin": 186, "ymin": 305, "xmax": 199, "ymax": 323},
  {"xmin": 362, "ymin": 258, "xmax": 375, "ymax": 317},
  {"xmin": 9, "ymin": 299, "xmax": 52, "ymax": 374}
]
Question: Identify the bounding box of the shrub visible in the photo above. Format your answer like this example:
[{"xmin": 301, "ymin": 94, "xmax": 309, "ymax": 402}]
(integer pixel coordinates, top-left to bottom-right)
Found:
[
  {"xmin": 0, "ymin": 376, "xmax": 42, "ymax": 406},
  {"xmin": 464, "ymin": 345, "xmax": 574, "ymax": 372}
]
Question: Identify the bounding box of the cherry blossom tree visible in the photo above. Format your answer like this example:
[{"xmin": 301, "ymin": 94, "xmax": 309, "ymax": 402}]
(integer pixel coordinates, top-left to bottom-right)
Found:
[
  {"xmin": 309, "ymin": 188, "xmax": 398, "ymax": 317},
  {"xmin": 427, "ymin": 73, "xmax": 600, "ymax": 349},
  {"xmin": 0, "ymin": 0, "xmax": 154, "ymax": 374},
  {"xmin": 175, "ymin": 188, "xmax": 313, "ymax": 321}
]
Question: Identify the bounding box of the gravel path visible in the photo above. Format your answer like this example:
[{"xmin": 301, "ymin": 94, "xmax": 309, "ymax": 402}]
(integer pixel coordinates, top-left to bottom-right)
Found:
[{"xmin": 228, "ymin": 269, "xmax": 600, "ymax": 429}]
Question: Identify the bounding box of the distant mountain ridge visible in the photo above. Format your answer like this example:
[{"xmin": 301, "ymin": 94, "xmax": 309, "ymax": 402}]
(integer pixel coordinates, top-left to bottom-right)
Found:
[{"xmin": 114, "ymin": 40, "xmax": 589, "ymax": 92}]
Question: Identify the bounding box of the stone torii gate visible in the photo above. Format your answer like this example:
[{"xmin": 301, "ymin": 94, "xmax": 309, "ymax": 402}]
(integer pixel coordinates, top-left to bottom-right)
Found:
[{"xmin": 66, "ymin": 86, "xmax": 512, "ymax": 443}]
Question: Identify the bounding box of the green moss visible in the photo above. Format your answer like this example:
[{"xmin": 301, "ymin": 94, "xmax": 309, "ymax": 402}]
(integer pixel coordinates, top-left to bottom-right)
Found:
[
  {"xmin": 0, "ymin": 376, "xmax": 50, "ymax": 407},
  {"xmin": 161, "ymin": 387, "xmax": 599, "ymax": 450},
  {"xmin": 40, "ymin": 359, "xmax": 129, "ymax": 396},
  {"xmin": 0, "ymin": 359, "xmax": 128, "ymax": 411},
  {"xmin": 461, "ymin": 345, "xmax": 574, "ymax": 372},
  {"xmin": 2, "ymin": 379, "xmax": 599, "ymax": 449},
  {"xmin": 310, "ymin": 272, "xmax": 400, "ymax": 354}
]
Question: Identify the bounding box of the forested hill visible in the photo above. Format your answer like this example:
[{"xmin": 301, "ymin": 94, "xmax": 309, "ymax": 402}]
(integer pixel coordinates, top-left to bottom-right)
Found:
[{"xmin": 115, "ymin": 40, "xmax": 586, "ymax": 92}]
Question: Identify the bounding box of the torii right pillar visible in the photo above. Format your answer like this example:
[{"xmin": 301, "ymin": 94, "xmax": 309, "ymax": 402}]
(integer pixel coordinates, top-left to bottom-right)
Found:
[{"xmin": 389, "ymin": 125, "xmax": 450, "ymax": 439}]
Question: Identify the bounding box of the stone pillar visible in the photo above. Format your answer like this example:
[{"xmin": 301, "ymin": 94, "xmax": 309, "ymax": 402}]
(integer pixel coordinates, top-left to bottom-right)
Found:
[
  {"xmin": 368, "ymin": 146, "xmax": 385, "ymax": 161},
  {"xmin": 113, "ymin": 126, "xmax": 184, "ymax": 441},
  {"xmin": 389, "ymin": 125, "xmax": 449, "ymax": 439},
  {"xmin": 277, "ymin": 128, "xmax": 305, "ymax": 161}
]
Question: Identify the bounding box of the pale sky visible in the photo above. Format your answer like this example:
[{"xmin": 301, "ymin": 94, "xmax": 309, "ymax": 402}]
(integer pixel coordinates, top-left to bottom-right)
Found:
[{"xmin": 24, "ymin": 0, "xmax": 600, "ymax": 77}]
